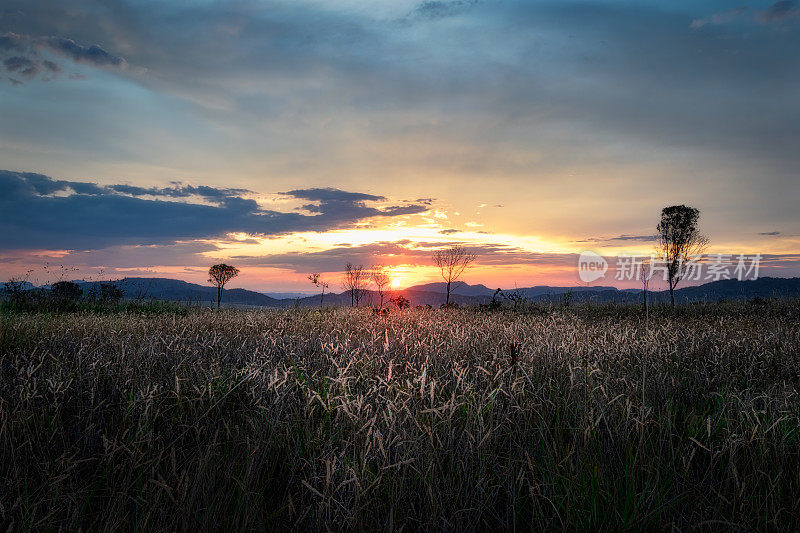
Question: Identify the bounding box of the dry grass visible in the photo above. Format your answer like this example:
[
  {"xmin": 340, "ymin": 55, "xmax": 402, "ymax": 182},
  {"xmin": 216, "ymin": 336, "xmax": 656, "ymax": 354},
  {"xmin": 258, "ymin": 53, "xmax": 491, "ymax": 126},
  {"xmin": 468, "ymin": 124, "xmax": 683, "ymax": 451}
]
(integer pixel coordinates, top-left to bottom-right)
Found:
[{"xmin": 1, "ymin": 304, "xmax": 799, "ymax": 530}]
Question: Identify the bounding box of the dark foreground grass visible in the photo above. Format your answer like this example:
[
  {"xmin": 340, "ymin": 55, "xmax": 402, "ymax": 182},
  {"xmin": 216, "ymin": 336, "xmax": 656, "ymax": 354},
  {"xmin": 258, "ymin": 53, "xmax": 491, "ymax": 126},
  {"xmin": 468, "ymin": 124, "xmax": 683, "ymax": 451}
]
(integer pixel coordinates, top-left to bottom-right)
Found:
[{"xmin": 1, "ymin": 303, "xmax": 799, "ymax": 530}]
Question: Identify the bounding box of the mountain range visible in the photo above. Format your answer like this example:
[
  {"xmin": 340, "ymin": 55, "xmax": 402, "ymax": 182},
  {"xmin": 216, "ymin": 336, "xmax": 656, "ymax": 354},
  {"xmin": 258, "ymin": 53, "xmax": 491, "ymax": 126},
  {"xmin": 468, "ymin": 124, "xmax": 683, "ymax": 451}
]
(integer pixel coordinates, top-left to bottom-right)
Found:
[{"xmin": 8, "ymin": 276, "xmax": 800, "ymax": 308}]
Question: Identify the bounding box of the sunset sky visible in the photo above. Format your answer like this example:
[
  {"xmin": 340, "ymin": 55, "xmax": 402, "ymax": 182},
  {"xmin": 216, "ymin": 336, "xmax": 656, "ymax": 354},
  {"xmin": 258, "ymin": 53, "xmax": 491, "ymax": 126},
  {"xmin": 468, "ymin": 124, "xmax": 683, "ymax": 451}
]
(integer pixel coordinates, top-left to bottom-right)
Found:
[{"xmin": 1, "ymin": 0, "xmax": 799, "ymax": 292}]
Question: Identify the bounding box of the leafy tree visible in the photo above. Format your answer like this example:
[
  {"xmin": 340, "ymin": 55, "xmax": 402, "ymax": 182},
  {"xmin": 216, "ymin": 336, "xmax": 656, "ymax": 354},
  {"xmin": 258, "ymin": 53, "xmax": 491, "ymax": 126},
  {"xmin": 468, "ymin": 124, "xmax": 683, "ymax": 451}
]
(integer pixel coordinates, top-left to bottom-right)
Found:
[
  {"xmin": 208, "ymin": 264, "xmax": 240, "ymax": 309},
  {"xmin": 51, "ymin": 281, "xmax": 83, "ymax": 302},
  {"xmin": 88, "ymin": 281, "xmax": 124, "ymax": 303},
  {"xmin": 656, "ymin": 205, "xmax": 709, "ymax": 308},
  {"xmin": 390, "ymin": 294, "xmax": 410, "ymax": 310},
  {"xmin": 432, "ymin": 245, "xmax": 477, "ymax": 307}
]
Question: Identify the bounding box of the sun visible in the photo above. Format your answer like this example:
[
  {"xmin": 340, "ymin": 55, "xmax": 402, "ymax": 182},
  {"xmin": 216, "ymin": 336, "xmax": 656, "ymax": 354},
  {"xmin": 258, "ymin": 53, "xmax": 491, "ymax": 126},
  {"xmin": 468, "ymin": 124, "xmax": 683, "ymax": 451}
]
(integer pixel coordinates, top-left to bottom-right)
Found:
[{"xmin": 391, "ymin": 277, "xmax": 402, "ymax": 289}]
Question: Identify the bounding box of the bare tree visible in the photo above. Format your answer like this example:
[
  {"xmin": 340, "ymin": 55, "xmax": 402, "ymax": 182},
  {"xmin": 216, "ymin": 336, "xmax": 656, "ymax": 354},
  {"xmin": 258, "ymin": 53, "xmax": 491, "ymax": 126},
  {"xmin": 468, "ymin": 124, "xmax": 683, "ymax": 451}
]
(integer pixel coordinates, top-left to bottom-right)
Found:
[
  {"xmin": 656, "ymin": 205, "xmax": 709, "ymax": 308},
  {"xmin": 342, "ymin": 262, "xmax": 368, "ymax": 307},
  {"xmin": 208, "ymin": 264, "xmax": 240, "ymax": 309},
  {"xmin": 370, "ymin": 265, "xmax": 391, "ymax": 309},
  {"xmin": 640, "ymin": 258, "xmax": 652, "ymax": 322},
  {"xmin": 307, "ymin": 273, "xmax": 329, "ymax": 306},
  {"xmin": 432, "ymin": 245, "xmax": 477, "ymax": 307}
]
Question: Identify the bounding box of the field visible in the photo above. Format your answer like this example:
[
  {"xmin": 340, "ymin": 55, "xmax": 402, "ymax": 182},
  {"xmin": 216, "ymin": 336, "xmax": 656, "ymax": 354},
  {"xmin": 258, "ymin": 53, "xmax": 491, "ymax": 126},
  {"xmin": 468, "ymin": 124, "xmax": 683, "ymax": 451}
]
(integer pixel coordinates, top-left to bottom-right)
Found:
[{"xmin": 1, "ymin": 302, "xmax": 799, "ymax": 530}]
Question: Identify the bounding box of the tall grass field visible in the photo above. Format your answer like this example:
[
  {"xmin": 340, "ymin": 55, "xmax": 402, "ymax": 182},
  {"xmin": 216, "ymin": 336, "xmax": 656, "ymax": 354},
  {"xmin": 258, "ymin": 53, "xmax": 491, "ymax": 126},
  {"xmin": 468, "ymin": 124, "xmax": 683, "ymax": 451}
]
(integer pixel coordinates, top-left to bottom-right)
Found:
[{"xmin": 1, "ymin": 303, "xmax": 799, "ymax": 530}]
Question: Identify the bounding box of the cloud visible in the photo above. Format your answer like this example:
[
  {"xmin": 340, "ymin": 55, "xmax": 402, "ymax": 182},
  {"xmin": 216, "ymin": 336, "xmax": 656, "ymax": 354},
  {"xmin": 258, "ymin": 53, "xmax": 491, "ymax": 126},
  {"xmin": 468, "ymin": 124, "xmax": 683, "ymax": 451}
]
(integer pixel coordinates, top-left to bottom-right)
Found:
[
  {"xmin": 3, "ymin": 54, "xmax": 61, "ymax": 80},
  {"xmin": 229, "ymin": 238, "xmax": 585, "ymax": 274},
  {"xmin": 575, "ymin": 234, "xmax": 657, "ymax": 244},
  {"xmin": 758, "ymin": 231, "xmax": 781, "ymax": 236},
  {"xmin": 0, "ymin": 31, "xmax": 126, "ymax": 84},
  {"xmin": 107, "ymin": 183, "xmax": 251, "ymax": 200},
  {"xmin": 609, "ymin": 234, "xmax": 657, "ymax": 242},
  {"xmin": 0, "ymin": 170, "xmax": 430, "ymax": 251},
  {"xmin": 36, "ymin": 36, "xmax": 126, "ymax": 67},
  {"xmin": 42, "ymin": 59, "xmax": 60, "ymax": 73},
  {"xmin": 3, "ymin": 56, "xmax": 40, "ymax": 77},
  {"xmin": 690, "ymin": 7, "xmax": 747, "ymax": 29},
  {"xmin": 756, "ymin": 1, "xmax": 800, "ymax": 24},
  {"xmin": 283, "ymin": 187, "xmax": 427, "ymax": 219},
  {"xmin": 692, "ymin": 3, "xmax": 799, "ymax": 28},
  {"xmin": 408, "ymin": 0, "xmax": 480, "ymax": 21},
  {"xmin": 0, "ymin": 32, "xmax": 26, "ymax": 52},
  {"xmin": 0, "ymin": 0, "xmax": 799, "ymax": 244},
  {"xmin": 284, "ymin": 188, "xmax": 384, "ymax": 203}
]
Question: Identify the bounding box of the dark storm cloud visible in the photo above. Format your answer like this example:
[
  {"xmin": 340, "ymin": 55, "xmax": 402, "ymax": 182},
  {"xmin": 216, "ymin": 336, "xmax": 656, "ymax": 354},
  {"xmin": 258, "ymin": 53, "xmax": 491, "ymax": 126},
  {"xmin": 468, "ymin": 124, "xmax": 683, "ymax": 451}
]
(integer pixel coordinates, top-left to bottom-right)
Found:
[{"xmin": 0, "ymin": 170, "xmax": 429, "ymax": 251}]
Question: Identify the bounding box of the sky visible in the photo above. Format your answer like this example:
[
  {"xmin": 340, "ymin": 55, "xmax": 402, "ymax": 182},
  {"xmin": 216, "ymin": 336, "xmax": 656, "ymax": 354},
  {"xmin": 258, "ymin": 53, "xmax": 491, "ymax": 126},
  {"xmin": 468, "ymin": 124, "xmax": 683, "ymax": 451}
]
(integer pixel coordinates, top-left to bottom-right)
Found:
[{"xmin": 1, "ymin": 0, "xmax": 799, "ymax": 292}]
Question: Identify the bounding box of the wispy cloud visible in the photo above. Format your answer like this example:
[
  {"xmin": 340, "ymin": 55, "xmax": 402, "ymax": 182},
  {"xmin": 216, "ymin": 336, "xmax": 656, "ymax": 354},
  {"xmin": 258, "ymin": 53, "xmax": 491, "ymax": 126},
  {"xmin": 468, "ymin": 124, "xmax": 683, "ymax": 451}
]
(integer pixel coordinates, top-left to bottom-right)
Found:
[
  {"xmin": 691, "ymin": 2, "xmax": 800, "ymax": 28},
  {"xmin": 756, "ymin": 0, "xmax": 800, "ymax": 24},
  {"xmin": 690, "ymin": 7, "xmax": 747, "ymax": 29}
]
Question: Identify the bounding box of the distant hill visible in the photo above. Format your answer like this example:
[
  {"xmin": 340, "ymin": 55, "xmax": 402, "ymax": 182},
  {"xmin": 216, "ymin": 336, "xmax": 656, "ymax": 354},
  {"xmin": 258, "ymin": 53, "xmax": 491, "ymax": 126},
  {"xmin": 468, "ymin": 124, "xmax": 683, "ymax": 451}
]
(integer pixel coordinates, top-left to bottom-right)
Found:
[
  {"xmin": 407, "ymin": 281, "xmax": 625, "ymax": 299},
  {"xmin": 74, "ymin": 278, "xmax": 282, "ymax": 307},
  {"xmin": 406, "ymin": 281, "xmax": 496, "ymax": 297},
  {"xmin": 264, "ymin": 292, "xmax": 317, "ymax": 300},
  {"xmin": 665, "ymin": 277, "xmax": 800, "ymax": 304},
  {"xmin": 5, "ymin": 276, "xmax": 800, "ymax": 308}
]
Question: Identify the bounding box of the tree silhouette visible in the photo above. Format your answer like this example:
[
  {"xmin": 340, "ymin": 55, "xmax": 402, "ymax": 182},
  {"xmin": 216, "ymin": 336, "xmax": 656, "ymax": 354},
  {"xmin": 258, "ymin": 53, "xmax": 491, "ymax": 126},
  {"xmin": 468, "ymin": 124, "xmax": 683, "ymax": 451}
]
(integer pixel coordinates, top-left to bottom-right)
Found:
[
  {"xmin": 656, "ymin": 205, "xmax": 709, "ymax": 308},
  {"xmin": 208, "ymin": 264, "xmax": 240, "ymax": 309},
  {"xmin": 307, "ymin": 273, "xmax": 329, "ymax": 306},
  {"xmin": 342, "ymin": 263, "xmax": 368, "ymax": 307},
  {"xmin": 370, "ymin": 265, "xmax": 391, "ymax": 309},
  {"xmin": 390, "ymin": 294, "xmax": 410, "ymax": 310},
  {"xmin": 51, "ymin": 281, "xmax": 82, "ymax": 302},
  {"xmin": 640, "ymin": 258, "xmax": 652, "ymax": 322},
  {"xmin": 432, "ymin": 245, "xmax": 477, "ymax": 307}
]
